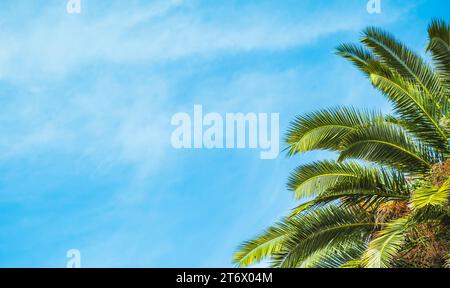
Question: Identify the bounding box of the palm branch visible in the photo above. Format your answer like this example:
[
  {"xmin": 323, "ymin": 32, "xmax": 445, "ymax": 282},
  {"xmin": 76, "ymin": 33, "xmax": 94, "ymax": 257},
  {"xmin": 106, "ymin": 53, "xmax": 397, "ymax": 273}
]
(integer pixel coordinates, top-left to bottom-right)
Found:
[{"xmin": 235, "ymin": 20, "xmax": 450, "ymax": 268}]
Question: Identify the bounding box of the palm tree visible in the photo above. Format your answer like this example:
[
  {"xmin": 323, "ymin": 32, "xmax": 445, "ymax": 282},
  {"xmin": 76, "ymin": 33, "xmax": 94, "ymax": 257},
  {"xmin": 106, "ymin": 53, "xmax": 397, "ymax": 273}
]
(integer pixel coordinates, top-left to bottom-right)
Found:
[{"xmin": 234, "ymin": 20, "xmax": 450, "ymax": 268}]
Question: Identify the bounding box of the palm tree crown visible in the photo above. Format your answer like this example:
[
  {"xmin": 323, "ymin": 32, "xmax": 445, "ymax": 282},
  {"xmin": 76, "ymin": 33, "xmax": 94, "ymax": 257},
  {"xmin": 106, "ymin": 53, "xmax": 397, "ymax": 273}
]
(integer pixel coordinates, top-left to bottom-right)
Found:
[{"xmin": 234, "ymin": 20, "xmax": 450, "ymax": 268}]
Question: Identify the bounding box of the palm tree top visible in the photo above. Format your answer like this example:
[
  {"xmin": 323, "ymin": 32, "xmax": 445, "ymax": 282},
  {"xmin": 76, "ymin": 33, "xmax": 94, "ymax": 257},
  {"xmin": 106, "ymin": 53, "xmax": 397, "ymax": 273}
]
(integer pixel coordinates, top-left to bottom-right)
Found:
[{"xmin": 234, "ymin": 19, "xmax": 450, "ymax": 268}]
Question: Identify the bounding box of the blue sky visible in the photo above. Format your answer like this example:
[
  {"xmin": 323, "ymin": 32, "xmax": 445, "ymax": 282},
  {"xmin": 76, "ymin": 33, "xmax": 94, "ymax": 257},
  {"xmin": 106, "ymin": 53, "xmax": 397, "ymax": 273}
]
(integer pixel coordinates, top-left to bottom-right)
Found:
[{"xmin": 0, "ymin": 0, "xmax": 448, "ymax": 267}]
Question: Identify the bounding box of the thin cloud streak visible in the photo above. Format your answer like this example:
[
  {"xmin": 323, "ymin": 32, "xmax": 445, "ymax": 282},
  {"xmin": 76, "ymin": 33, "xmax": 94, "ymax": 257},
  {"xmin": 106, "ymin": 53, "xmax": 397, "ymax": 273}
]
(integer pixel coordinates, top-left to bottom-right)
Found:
[{"xmin": 0, "ymin": 0, "xmax": 403, "ymax": 83}]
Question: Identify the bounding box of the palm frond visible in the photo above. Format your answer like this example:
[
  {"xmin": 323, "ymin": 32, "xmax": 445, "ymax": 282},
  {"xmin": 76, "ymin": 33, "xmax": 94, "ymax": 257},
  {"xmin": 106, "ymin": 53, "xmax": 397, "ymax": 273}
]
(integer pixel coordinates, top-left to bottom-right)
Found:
[
  {"xmin": 235, "ymin": 20, "xmax": 450, "ymax": 269},
  {"xmin": 337, "ymin": 39, "xmax": 448, "ymax": 150},
  {"xmin": 288, "ymin": 200, "xmax": 316, "ymax": 219},
  {"xmin": 233, "ymin": 218, "xmax": 295, "ymax": 267},
  {"xmin": 336, "ymin": 43, "xmax": 377, "ymax": 75},
  {"xmin": 339, "ymin": 259, "xmax": 362, "ymax": 268},
  {"xmin": 370, "ymin": 72, "xmax": 447, "ymax": 151},
  {"xmin": 272, "ymin": 206, "xmax": 376, "ymax": 268},
  {"xmin": 338, "ymin": 122, "xmax": 438, "ymax": 174},
  {"xmin": 427, "ymin": 20, "xmax": 450, "ymax": 91},
  {"xmin": 286, "ymin": 107, "xmax": 383, "ymax": 156},
  {"xmin": 287, "ymin": 160, "xmax": 383, "ymax": 200},
  {"xmin": 411, "ymin": 179, "xmax": 450, "ymax": 210},
  {"xmin": 299, "ymin": 242, "xmax": 366, "ymax": 268},
  {"xmin": 315, "ymin": 169, "xmax": 408, "ymax": 209},
  {"xmin": 445, "ymin": 253, "xmax": 450, "ymax": 268},
  {"xmin": 362, "ymin": 217, "xmax": 409, "ymax": 268},
  {"xmin": 362, "ymin": 27, "xmax": 447, "ymax": 108},
  {"xmin": 322, "ymin": 182, "xmax": 409, "ymax": 209},
  {"xmin": 289, "ymin": 188, "xmax": 408, "ymax": 219},
  {"xmin": 410, "ymin": 204, "xmax": 450, "ymax": 224}
]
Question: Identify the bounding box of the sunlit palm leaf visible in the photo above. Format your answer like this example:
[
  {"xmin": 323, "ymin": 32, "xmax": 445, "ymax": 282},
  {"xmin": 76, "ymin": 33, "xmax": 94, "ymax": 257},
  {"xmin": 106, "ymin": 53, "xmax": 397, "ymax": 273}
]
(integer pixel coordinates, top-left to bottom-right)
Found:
[
  {"xmin": 339, "ymin": 259, "xmax": 362, "ymax": 268},
  {"xmin": 411, "ymin": 179, "xmax": 450, "ymax": 210},
  {"xmin": 427, "ymin": 20, "xmax": 450, "ymax": 91},
  {"xmin": 337, "ymin": 42, "xmax": 448, "ymax": 150},
  {"xmin": 289, "ymin": 168, "xmax": 409, "ymax": 217},
  {"xmin": 233, "ymin": 218, "xmax": 295, "ymax": 267},
  {"xmin": 339, "ymin": 122, "xmax": 438, "ymax": 173},
  {"xmin": 288, "ymin": 160, "xmax": 384, "ymax": 199},
  {"xmin": 235, "ymin": 20, "xmax": 450, "ymax": 269},
  {"xmin": 299, "ymin": 242, "xmax": 366, "ymax": 268},
  {"xmin": 362, "ymin": 27, "xmax": 447, "ymax": 108},
  {"xmin": 286, "ymin": 107, "xmax": 383, "ymax": 155},
  {"xmin": 362, "ymin": 217, "xmax": 409, "ymax": 268},
  {"xmin": 370, "ymin": 72, "xmax": 447, "ymax": 151},
  {"xmin": 273, "ymin": 206, "xmax": 376, "ymax": 268},
  {"xmin": 336, "ymin": 43, "xmax": 377, "ymax": 76}
]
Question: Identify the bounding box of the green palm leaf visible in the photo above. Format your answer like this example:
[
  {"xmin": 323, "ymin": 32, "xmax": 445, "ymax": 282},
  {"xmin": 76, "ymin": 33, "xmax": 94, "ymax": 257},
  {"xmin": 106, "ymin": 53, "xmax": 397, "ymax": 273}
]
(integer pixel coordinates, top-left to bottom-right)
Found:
[
  {"xmin": 411, "ymin": 179, "xmax": 450, "ymax": 210},
  {"xmin": 362, "ymin": 217, "xmax": 409, "ymax": 268},
  {"xmin": 336, "ymin": 43, "xmax": 377, "ymax": 76},
  {"xmin": 338, "ymin": 122, "xmax": 438, "ymax": 173},
  {"xmin": 299, "ymin": 242, "xmax": 366, "ymax": 268},
  {"xmin": 362, "ymin": 27, "xmax": 447, "ymax": 108},
  {"xmin": 286, "ymin": 107, "xmax": 383, "ymax": 155},
  {"xmin": 370, "ymin": 72, "xmax": 447, "ymax": 150},
  {"xmin": 233, "ymin": 218, "xmax": 295, "ymax": 267},
  {"xmin": 427, "ymin": 20, "xmax": 450, "ymax": 91},
  {"xmin": 339, "ymin": 259, "xmax": 362, "ymax": 268},
  {"xmin": 337, "ymin": 42, "xmax": 448, "ymax": 150},
  {"xmin": 289, "ymin": 167, "xmax": 409, "ymax": 218},
  {"xmin": 273, "ymin": 206, "xmax": 376, "ymax": 268},
  {"xmin": 235, "ymin": 20, "xmax": 450, "ymax": 269},
  {"xmin": 288, "ymin": 160, "xmax": 381, "ymax": 200}
]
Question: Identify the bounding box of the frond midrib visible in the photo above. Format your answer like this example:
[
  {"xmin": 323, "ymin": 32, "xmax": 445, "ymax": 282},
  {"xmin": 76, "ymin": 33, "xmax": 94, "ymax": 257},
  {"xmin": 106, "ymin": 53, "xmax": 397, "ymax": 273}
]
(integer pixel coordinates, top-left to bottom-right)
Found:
[
  {"xmin": 366, "ymin": 34, "xmax": 442, "ymax": 109},
  {"xmin": 236, "ymin": 232, "xmax": 293, "ymax": 266},
  {"xmin": 371, "ymin": 73, "xmax": 448, "ymax": 143},
  {"xmin": 342, "ymin": 139, "xmax": 432, "ymax": 167},
  {"xmin": 280, "ymin": 222, "xmax": 378, "ymax": 267},
  {"xmin": 293, "ymin": 173, "xmax": 359, "ymax": 194},
  {"xmin": 371, "ymin": 229, "xmax": 403, "ymax": 268}
]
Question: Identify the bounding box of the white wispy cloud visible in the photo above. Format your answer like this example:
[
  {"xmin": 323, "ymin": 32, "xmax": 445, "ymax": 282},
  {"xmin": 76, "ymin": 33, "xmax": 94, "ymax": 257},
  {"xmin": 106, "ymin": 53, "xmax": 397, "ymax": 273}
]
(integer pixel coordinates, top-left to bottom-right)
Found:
[
  {"xmin": 0, "ymin": 0, "xmax": 406, "ymax": 169},
  {"xmin": 0, "ymin": 0, "xmax": 405, "ymax": 83}
]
